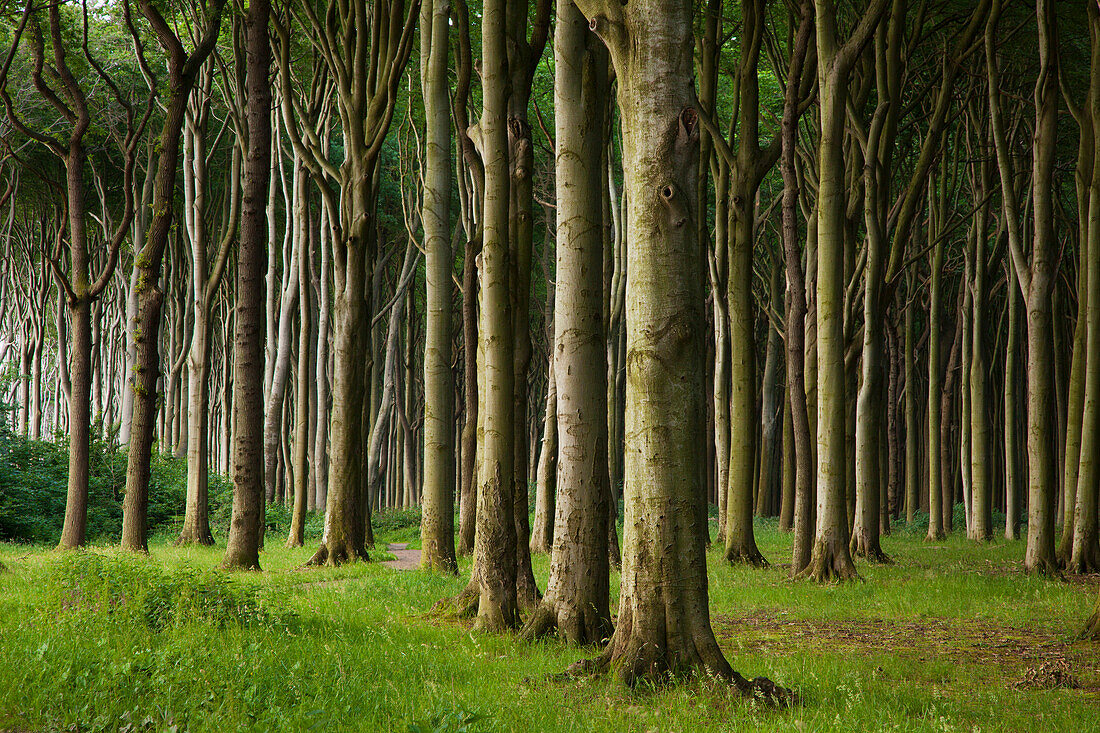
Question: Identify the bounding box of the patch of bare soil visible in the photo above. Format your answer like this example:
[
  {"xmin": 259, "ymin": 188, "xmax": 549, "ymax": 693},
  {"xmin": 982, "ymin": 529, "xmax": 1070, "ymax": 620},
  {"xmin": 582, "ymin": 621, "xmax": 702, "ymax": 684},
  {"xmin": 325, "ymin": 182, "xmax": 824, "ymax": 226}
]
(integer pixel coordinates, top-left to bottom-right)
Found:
[
  {"xmin": 714, "ymin": 610, "xmax": 1100, "ymax": 691},
  {"xmin": 383, "ymin": 543, "xmax": 421, "ymax": 571}
]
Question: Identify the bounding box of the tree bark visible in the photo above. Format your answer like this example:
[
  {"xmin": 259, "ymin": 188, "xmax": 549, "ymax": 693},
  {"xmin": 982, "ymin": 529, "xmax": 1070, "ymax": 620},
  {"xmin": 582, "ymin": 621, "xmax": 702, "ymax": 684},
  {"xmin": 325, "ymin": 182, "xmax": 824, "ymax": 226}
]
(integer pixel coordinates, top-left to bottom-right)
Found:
[
  {"xmin": 419, "ymin": 0, "xmax": 458, "ymax": 572},
  {"xmin": 223, "ymin": 0, "xmax": 270, "ymax": 570}
]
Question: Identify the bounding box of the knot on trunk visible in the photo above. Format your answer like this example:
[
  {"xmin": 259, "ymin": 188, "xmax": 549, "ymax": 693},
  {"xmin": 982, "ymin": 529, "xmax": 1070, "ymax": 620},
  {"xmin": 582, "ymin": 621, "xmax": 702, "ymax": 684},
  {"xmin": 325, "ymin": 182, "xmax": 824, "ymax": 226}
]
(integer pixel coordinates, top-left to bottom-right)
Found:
[{"xmin": 659, "ymin": 184, "xmax": 689, "ymax": 229}]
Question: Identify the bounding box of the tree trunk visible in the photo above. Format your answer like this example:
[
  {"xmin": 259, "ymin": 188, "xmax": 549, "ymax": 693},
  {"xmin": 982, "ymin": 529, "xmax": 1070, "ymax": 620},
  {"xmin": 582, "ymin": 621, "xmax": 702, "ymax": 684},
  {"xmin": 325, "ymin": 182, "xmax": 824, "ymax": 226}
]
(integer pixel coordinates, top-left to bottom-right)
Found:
[
  {"xmin": 222, "ymin": 0, "xmax": 270, "ymax": 570},
  {"xmin": 566, "ymin": 0, "xmax": 784, "ymax": 697},
  {"xmin": 530, "ymin": 359, "xmax": 556, "ymax": 555},
  {"xmin": 469, "ymin": 0, "xmax": 518, "ymax": 631},
  {"xmin": 419, "ymin": 0, "xmax": 458, "ymax": 573},
  {"xmin": 522, "ymin": 2, "xmax": 610, "ymax": 643},
  {"xmin": 799, "ymin": 0, "xmax": 887, "ymax": 581}
]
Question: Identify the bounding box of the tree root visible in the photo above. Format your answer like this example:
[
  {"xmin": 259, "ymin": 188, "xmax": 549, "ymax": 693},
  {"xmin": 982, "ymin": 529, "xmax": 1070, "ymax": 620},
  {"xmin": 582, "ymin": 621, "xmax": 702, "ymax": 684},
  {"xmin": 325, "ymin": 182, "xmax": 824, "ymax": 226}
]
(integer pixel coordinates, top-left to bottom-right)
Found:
[
  {"xmin": 520, "ymin": 601, "xmax": 612, "ymax": 646},
  {"xmin": 795, "ymin": 537, "xmax": 860, "ymax": 583},
  {"xmin": 1024, "ymin": 554, "xmax": 1064, "ymax": 578},
  {"xmin": 1079, "ymin": 609, "xmax": 1100, "ymax": 641},
  {"xmin": 430, "ymin": 581, "xmax": 480, "ymax": 620},
  {"xmin": 564, "ymin": 648, "xmax": 795, "ymax": 705},
  {"xmin": 723, "ymin": 543, "xmax": 769, "ymax": 568},
  {"xmin": 850, "ymin": 537, "xmax": 892, "ymax": 564},
  {"xmin": 1064, "ymin": 541, "xmax": 1100, "ymax": 576},
  {"xmin": 306, "ymin": 541, "xmax": 370, "ymax": 567}
]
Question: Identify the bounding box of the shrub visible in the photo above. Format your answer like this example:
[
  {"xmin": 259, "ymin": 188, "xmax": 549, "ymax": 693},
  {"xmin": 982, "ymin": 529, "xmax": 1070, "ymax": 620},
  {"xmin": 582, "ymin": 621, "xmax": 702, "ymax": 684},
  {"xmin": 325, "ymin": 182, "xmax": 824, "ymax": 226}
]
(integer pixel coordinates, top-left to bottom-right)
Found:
[
  {"xmin": 48, "ymin": 551, "xmax": 291, "ymax": 630},
  {"xmin": 0, "ymin": 417, "xmax": 194, "ymax": 544}
]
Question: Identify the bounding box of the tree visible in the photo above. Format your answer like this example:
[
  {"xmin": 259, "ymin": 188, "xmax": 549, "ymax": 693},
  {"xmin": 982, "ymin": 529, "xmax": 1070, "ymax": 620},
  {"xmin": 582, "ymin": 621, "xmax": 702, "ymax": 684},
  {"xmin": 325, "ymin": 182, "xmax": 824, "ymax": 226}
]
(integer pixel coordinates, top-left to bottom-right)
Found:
[
  {"xmin": 120, "ymin": 0, "xmax": 228, "ymax": 553},
  {"xmin": 986, "ymin": 0, "xmax": 1061, "ymax": 575},
  {"xmin": 565, "ymin": 0, "xmax": 781, "ymax": 694},
  {"xmin": 799, "ymin": 0, "xmax": 889, "ymax": 582},
  {"xmin": 0, "ymin": 0, "xmax": 150, "ymax": 551},
  {"xmin": 521, "ymin": 0, "xmax": 610, "ymax": 645},
  {"xmin": 469, "ymin": 0, "xmax": 518, "ymax": 631},
  {"xmin": 222, "ymin": 0, "xmax": 271, "ymax": 571},
  {"xmin": 418, "ymin": 0, "xmax": 458, "ymax": 573}
]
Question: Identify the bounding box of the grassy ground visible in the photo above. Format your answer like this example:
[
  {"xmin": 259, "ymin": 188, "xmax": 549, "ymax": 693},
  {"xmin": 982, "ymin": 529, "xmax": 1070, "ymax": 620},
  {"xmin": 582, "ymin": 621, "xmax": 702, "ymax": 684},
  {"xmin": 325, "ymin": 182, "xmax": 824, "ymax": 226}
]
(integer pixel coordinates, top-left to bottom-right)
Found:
[{"xmin": 0, "ymin": 518, "xmax": 1097, "ymax": 732}]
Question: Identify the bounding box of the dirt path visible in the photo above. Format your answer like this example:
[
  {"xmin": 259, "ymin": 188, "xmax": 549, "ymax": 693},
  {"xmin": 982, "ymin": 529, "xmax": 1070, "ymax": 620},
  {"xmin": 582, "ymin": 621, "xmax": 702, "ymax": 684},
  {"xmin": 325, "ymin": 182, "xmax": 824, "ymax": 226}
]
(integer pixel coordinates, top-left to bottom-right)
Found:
[{"xmin": 383, "ymin": 542, "xmax": 421, "ymax": 571}]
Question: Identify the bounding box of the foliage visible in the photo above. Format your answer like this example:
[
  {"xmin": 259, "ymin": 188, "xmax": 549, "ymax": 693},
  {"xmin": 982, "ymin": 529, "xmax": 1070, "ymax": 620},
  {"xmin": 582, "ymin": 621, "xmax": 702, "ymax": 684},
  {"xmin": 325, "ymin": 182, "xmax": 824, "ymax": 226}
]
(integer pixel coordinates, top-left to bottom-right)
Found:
[
  {"xmin": 47, "ymin": 551, "xmax": 291, "ymax": 631},
  {"xmin": 0, "ymin": 416, "xmax": 209, "ymax": 544}
]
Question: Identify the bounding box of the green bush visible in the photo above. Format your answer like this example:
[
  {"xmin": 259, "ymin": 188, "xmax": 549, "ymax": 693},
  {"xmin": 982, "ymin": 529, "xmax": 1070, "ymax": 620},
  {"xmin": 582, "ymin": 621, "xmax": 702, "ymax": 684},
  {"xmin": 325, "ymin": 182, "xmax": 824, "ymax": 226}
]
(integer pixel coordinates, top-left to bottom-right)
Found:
[
  {"xmin": 48, "ymin": 551, "xmax": 291, "ymax": 630},
  {"xmin": 0, "ymin": 416, "xmax": 196, "ymax": 544}
]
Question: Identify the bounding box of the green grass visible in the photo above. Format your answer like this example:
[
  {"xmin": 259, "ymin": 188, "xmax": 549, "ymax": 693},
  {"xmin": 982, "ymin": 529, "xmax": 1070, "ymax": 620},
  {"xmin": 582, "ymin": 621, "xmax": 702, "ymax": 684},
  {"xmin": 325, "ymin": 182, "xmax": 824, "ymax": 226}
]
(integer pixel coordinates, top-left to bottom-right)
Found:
[{"xmin": 0, "ymin": 517, "xmax": 1097, "ymax": 732}]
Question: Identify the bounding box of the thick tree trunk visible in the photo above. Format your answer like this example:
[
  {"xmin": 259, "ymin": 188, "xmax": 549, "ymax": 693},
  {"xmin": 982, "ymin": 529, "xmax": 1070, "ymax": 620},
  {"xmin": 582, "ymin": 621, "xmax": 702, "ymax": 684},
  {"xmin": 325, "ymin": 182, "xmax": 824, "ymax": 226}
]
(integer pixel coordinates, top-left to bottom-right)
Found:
[{"xmin": 563, "ymin": 0, "xmax": 783, "ymax": 698}]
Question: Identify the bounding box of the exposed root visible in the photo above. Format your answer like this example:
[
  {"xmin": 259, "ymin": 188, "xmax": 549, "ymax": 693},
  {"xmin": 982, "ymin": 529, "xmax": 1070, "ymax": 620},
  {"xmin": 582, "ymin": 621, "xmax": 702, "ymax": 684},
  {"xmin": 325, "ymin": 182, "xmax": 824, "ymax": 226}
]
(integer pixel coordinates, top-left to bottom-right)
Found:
[
  {"xmin": 1079, "ymin": 609, "xmax": 1100, "ymax": 641},
  {"xmin": 925, "ymin": 528, "xmax": 946, "ymax": 542},
  {"xmin": 431, "ymin": 581, "xmax": 480, "ymax": 620},
  {"xmin": 723, "ymin": 543, "xmax": 769, "ymax": 568},
  {"xmin": 520, "ymin": 600, "xmax": 613, "ymax": 646},
  {"xmin": 174, "ymin": 527, "xmax": 215, "ymax": 547},
  {"xmin": 1023, "ymin": 554, "xmax": 1064, "ymax": 578},
  {"xmin": 305, "ymin": 541, "xmax": 370, "ymax": 567},
  {"xmin": 795, "ymin": 537, "xmax": 860, "ymax": 583},
  {"xmin": 850, "ymin": 537, "xmax": 892, "ymax": 564},
  {"xmin": 564, "ymin": 646, "xmax": 794, "ymax": 706},
  {"xmin": 1064, "ymin": 536, "xmax": 1100, "ymax": 575}
]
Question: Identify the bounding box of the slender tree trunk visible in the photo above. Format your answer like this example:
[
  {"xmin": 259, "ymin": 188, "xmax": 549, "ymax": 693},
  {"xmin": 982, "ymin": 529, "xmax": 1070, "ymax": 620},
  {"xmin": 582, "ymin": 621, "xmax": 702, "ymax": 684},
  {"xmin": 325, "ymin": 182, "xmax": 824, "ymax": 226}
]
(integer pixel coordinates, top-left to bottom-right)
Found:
[
  {"xmin": 419, "ymin": 0, "xmax": 458, "ymax": 572},
  {"xmin": 530, "ymin": 359, "xmax": 556, "ymax": 554},
  {"xmin": 469, "ymin": 0, "xmax": 518, "ymax": 631},
  {"xmin": 523, "ymin": 3, "xmax": 610, "ymax": 642},
  {"xmin": 287, "ymin": 189, "xmax": 313, "ymax": 548},
  {"xmin": 223, "ymin": 0, "xmax": 270, "ymax": 570},
  {"xmin": 799, "ymin": 0, "xmax": 886, "ymax": 581}
]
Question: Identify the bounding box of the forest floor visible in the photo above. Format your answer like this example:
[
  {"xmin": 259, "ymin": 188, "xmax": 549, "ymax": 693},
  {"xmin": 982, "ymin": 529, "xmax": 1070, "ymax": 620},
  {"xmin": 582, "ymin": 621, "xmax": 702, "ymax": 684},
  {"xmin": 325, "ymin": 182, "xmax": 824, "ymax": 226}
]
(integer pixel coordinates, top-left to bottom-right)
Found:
[{"xmin": 0, "ymin": 518, "xmax": 1097, "ymax": 732}]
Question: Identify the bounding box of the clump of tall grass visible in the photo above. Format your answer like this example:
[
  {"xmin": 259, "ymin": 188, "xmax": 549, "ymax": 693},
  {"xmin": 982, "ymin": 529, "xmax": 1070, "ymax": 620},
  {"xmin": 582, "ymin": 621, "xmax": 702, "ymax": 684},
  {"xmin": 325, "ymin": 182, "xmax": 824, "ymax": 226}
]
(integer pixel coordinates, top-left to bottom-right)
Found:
[{"xmin": 46, "ymin": 551, "xmax": 294, "ymax": 631}]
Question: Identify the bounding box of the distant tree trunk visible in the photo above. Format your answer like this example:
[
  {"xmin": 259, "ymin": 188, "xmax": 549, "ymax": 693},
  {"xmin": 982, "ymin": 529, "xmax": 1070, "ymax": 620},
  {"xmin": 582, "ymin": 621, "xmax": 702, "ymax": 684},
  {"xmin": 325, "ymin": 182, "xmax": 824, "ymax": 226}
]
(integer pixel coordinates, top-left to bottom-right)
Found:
[
  {"xmin": 419, "ymin": 0, "xmax": 458, "ymax": 573},
  {"xmin": 968, "ymin": 159, "xmax": 992, "ymax": 542},
  {"xmin": 530, "ymin": 359, "xmax": 556, "ymax": 555},
  {"xmin": 799, "ymin": 0, "xmax": 887, "ymax": 582},
  {"xmin": 1004, "ymin": 258, "xmax": 1022, "ymax": 540},
  {"xmin": 1068, "ymin": 23, "xmax": 1100, "ymax": 573},
  {"xmin": 783, "ymin": 1, "xmax": 815, "ymax": 575},
  {"xmin": 757, "ymin": 261, "xmax": 783, "ymax": 519},
  {"xmin": 222, "ymin": 0, "xmax": 270, "ymax": 570},
  {"xmin": 288, "ymin": 186, "xmax": 313, "ymax": 549},
  {"xmin": 458, "ymin": 234, "xmax": 480, "ymax": 556}
]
